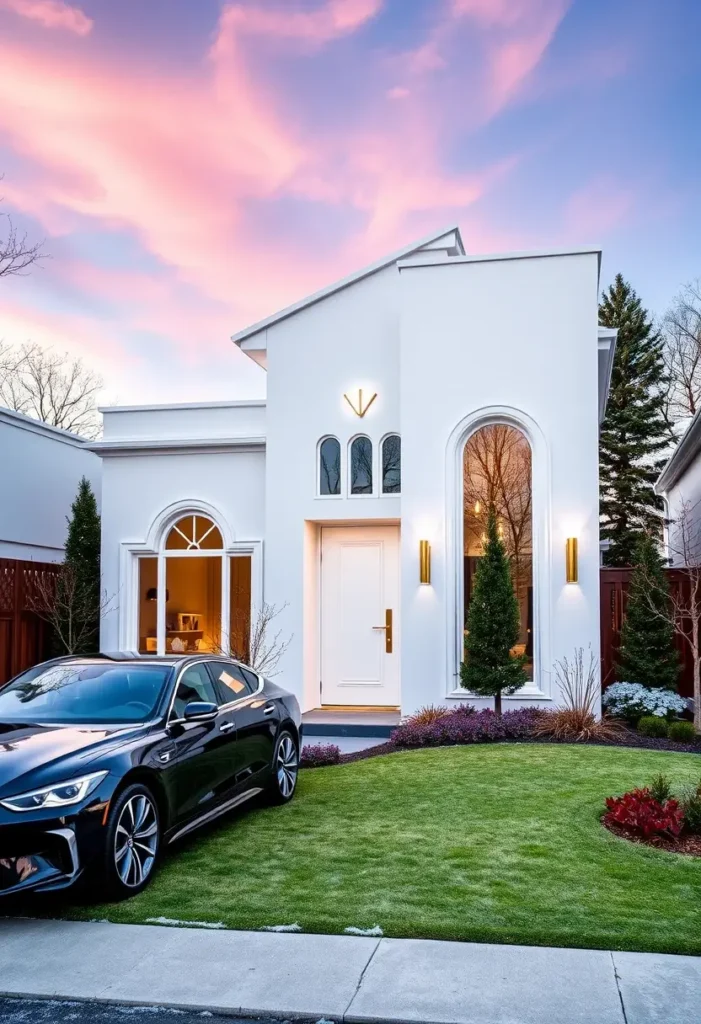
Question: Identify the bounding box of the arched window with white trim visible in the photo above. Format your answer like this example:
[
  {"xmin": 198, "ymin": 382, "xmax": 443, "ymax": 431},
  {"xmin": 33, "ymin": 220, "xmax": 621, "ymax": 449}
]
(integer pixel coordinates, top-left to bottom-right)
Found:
[
  {"xmin": 319, "ymin": 436, "xmax": 341, "ymax": 495},
  {"xmin": 136, "ymin": 510, "xmax": 252, "ymax": 659},
  {"xmin": 381, "ymin": 434, "xmax": 401, "ymax": 494},
  {"xmin": 350, "ymin": 435, "xmax": 373, "ymax": 495}
]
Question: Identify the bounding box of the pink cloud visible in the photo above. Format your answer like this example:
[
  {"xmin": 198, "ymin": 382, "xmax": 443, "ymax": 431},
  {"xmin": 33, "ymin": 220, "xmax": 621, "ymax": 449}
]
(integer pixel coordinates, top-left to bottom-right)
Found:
[
  {"xmin": 221, "ymin": 0, "xmax": 382, "ymax": 45},
  {"xmin": 0, "ymin": 0, "xmax": 92, "ymax": 34},
  {"xmin": 564, "ymin": 177, "xmax": 636, "ymax": 238}
]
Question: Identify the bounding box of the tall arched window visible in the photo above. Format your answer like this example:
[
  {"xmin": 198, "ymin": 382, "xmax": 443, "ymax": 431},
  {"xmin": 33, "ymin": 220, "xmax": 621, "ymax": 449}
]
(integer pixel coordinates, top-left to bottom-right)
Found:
[
  {"xmin": 463, "ymin": 424, "xmax": 533, "ymax": 681},
  {"xmin": 350, "ymin": 436, "xmax": 373, "ymax": 494},
  {"xmin": 319, "ymin": 436, "xmax": 341, "ymax": 495},
  {"xmin": 137, "ymin": 511, "xmax": 252, "ymax": 660},
  {"xmin": 381, "ymin": 434, "xmax": 401, "ymax": 494}
]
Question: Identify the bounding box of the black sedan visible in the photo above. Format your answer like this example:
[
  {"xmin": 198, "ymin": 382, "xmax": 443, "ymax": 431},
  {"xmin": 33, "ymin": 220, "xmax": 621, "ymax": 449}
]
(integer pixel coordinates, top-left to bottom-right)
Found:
[{"xmin": 0, "ymin": 654, "xmax": 301, "ymax": 899}]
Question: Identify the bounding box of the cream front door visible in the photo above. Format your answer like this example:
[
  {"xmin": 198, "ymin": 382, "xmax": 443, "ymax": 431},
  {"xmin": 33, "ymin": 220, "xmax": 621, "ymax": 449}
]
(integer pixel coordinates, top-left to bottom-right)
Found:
[{"xmin": 320, "ymin": 525, "xmax": 400, "ymax": 707}]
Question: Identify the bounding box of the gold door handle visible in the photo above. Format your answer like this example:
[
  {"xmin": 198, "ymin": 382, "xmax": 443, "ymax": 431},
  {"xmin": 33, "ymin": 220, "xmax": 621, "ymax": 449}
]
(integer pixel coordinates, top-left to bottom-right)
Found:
[{"xmin": 372, "ymin": 609, "xmax": 393, "ymax": 653}]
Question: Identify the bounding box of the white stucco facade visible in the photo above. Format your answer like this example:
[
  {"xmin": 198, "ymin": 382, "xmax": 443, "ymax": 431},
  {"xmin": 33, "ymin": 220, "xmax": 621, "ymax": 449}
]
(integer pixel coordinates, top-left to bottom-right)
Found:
[
  {"xmin": 0, "ymin": 408, "xmax": 101, "ymax": 562},
  {"xmin": 93, "ymin": 228, "xmax": 615, "ymax": 715},
  {"xmin": 656, "ymin": 408, "xmax": 701, "ymax": 564}
]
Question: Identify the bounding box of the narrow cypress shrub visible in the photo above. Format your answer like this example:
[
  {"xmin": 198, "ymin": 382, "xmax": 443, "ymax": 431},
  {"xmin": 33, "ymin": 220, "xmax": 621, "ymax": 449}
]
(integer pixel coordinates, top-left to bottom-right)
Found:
[{"xmin": 460, "ymin": 506, "xmax": 526, "ymax": 716}]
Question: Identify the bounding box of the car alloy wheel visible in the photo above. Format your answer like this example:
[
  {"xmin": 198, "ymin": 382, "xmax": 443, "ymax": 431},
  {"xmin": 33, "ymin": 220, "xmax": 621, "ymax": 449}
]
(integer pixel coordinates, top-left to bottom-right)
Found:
[
  {"xmin": 114, "ymin": 792, "xmax": 159, "ymax": 888},
  {"xmin": 276, "ymin": 734, "xmax": 298, "ymax": 798}
]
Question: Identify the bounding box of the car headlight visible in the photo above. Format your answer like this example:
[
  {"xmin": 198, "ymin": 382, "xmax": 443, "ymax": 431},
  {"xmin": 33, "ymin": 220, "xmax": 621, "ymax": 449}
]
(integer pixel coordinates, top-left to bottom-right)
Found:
[{"xmin": 0, "ymin": 771, "xmax": 109, "ymax": 812}]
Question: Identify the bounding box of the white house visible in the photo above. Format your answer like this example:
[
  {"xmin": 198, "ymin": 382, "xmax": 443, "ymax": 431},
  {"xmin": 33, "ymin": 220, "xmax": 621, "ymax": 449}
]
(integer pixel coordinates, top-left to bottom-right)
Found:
[
  {"xmin": 656, "ymin": 408, "xmax": 701, "ymax": 564},
  {"xmin": 0, "ymin": 407, "xmax": 100, "ymax": 683},
  {"xmin": 93, "ymin": 227, "xmax": 616, "ymax": 716}
]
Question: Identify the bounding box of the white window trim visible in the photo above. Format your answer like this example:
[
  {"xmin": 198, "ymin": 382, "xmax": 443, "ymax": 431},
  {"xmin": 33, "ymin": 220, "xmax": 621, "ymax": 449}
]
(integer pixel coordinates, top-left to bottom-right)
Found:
[{"xmin": 445, "ymin": 405, "xmax": 552, "ymax": 699}]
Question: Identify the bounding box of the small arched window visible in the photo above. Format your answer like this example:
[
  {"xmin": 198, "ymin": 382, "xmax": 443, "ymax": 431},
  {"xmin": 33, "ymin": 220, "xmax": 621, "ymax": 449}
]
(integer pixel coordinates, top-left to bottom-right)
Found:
[
  {"xmin": 350, "ymin": 436, "xmax": 373, "ymax": 495},
  {"xmin": 382, "ymin": 434, "xmax": 401, "ymax": 494},
  {"xmin": 165, "ymin": 514, "xmax": 223, "ymax": 550},
  {"xmin": 319, "ymin": 437, "xmax": 341, "ymax": 495}
]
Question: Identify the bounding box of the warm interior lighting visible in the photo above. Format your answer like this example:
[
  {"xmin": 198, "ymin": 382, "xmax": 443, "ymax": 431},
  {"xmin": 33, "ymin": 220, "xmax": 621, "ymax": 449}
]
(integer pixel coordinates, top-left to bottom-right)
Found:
[
  {"xmin": 419, "ymin": 540, "xmax": 431, "ymax": 585},
  {"xmin": 566, "ymin": 537, "xmax": 578, "ymax": 583},
  {"xmin": 474, "ymin": 500, "xmax": 481, "ymax": 514},
  {"xmin": 146, "ymin": 588, "xmax": 169, "ymax": 602}
]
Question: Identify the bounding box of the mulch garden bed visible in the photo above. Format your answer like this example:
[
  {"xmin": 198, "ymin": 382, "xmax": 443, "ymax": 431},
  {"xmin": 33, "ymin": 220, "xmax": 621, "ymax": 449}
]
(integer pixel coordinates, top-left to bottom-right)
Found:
[{"xmin": 603, "ymin": 817, "xmax": 701, "ymax": 858}]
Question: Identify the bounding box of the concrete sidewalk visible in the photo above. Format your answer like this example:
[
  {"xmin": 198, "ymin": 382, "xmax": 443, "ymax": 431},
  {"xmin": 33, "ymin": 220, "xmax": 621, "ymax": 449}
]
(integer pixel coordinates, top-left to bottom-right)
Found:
[{"xmin": 1, "ymin": 918, "xmax": 699, "ymax": 1024}]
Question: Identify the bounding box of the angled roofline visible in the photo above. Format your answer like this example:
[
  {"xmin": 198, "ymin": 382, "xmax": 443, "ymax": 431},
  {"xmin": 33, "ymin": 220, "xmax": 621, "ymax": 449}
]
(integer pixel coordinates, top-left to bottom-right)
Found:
[
  {"xmin": 656, "ymin": 407, "xmax": 701, "ymax": 494},
  {"xmin": 0, "ymin": 405, "xmax": 93, "ymax": 448},
  {"xmin": 232, "ymin": 225, "xmax": 465, "ymax": 348},
  {"xmin": 398, "ymin": 245, "xmax": 602, "ymax": 278}
]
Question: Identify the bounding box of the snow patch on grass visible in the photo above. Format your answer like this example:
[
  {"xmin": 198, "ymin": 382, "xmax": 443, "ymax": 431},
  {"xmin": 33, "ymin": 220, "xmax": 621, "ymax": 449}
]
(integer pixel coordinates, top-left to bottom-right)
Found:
[
  {"xmin": 344, "ymin": 924, "xmax": 383, "ymax": 936},
  {"xmin": 145, "ymin": 917, "xmax": 226, "ymax": 930},
  {"xmin": 261, "ymin": 922, "xmax": 302, "ymax": 932}
]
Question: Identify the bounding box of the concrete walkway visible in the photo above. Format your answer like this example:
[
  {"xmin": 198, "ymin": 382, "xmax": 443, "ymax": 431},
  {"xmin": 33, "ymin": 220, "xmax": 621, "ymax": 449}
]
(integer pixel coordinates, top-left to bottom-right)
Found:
[{"xmin": 1, "ymin": 918, "xmax": 699, "ymax": 1024}]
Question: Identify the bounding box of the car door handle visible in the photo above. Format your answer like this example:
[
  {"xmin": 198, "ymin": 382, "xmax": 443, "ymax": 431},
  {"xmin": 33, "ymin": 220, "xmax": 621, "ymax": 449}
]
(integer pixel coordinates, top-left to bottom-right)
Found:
[
  {"xmin": 219, "ymin": 721, "xmax": 235, "ymax": 734},
  {"xmin": 263, "ymin": 704, "xmax": 276, "ymax": 716}
]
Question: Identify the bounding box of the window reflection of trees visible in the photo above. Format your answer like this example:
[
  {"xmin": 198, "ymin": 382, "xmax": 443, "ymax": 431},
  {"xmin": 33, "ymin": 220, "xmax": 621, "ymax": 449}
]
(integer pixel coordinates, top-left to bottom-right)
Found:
[
  {"xmin": 464, "ymin": 424, "xmax": 533, "ymax": 674},
  {"xmin": 382, "ymin": 435, "xmax": 401, "ymax": 493},
  {"xmin": 351, "ymin": 436, "xmax": 373, "ymax": 494},
  {"xmin": 319, "ymin": 437, "xmax": 341, "ymax": 495}
]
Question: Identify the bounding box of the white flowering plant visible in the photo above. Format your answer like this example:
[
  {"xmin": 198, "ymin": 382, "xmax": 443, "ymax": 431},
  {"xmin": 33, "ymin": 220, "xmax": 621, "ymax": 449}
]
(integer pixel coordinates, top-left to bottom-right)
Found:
[{"xmin": 602, "ymin": 682, "xmax": 688, "ymax": 722}]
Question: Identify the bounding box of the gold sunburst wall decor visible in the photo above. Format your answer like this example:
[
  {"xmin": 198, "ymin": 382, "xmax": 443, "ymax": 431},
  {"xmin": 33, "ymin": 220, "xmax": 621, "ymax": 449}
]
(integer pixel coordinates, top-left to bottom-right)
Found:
[{"xmin": 343, "ymin": 388, "xmax": 377, "ymax": 418}]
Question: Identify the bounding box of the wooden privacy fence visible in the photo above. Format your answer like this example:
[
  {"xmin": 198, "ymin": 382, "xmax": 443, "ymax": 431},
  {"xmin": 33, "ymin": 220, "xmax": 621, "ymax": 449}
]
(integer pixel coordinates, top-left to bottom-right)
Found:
[
  {"xmin": 0, "ymin": 557, "xmax": 61, "ymax": 686},
  {"xmin": 600, "ymin": 567, "xmax": 696, "ymax": 699}
]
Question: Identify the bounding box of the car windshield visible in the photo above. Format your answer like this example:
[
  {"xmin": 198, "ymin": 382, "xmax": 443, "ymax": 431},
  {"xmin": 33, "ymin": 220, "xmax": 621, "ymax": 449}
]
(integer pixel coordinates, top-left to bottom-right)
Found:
[{"xmin": 0, "ymin": 662, "xmax": 172, "ymax": 724}]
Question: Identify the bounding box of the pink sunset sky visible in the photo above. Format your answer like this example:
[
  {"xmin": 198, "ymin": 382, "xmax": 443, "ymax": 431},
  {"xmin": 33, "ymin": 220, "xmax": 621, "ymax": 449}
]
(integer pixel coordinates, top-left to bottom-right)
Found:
[{"xmin": 0, "ymin": 0, "xmax": 699, "ymax": 406}]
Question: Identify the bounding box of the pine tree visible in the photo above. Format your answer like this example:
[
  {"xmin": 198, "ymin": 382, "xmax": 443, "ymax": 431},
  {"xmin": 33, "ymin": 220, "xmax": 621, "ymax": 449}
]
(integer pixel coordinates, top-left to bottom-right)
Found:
[
  {"xmin": 617, "ymin": 532, "xmax": 679, "ymax": 690},
  {"xmin": 460, "ymin": 506, "xmax": 526, "ymax": 715},
  {"xmin": 600, "ymin": 274, "xmax": 669, "ymax": 566},
  {"xmin": 59, "ymin": 476, "xmax": 101, "ymax": 654}
]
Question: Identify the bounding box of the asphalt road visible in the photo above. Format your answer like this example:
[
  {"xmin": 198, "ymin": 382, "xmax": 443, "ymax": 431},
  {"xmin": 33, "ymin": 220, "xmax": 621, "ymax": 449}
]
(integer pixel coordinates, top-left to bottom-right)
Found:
[{"xmin": 0, "ymin": 998, "xmax": 300, "ymax": 1024}]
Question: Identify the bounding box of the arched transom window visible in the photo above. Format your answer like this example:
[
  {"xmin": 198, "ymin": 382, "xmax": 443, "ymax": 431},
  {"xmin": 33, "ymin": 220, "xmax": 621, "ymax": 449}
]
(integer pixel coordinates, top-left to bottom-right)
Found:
[{"xmin": 165, "ymin": 515, "xmax": 223, "ymax": 550}]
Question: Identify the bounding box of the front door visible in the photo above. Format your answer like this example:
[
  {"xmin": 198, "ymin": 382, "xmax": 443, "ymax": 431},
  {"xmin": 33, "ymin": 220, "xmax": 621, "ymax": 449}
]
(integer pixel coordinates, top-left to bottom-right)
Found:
[{"xmin": 320, "ymin": 525, "xmax": 400, "ymax": 707}]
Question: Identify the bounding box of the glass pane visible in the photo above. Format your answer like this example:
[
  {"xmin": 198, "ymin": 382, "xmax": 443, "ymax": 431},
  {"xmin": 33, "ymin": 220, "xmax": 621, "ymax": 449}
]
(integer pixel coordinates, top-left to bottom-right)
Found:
[
  {"xmin": 230, "ymin": 555, "xmax": 252, "ymax": 662},
  {"xmin": 166, "ymin": 515, "xmax": 222, "ymax": 550},
  {"xmin": 319, "ymin": 437, "xmax": 341, "ymax": 495},
  {"xmin": 210, "ymin": 662, "xmax": 252, "ymax": 704},
  {"xmin": 138, "ymin": 557, "xmax": 158, "ymax": 654},
  {"xmin": 382, "ymin": 435, "xmax": 401, "ymax": 494},
  {"xmin": 350, "ymin": 436, "xmax": 373, "ymax": 495},
  {"xmin": 165, "ymin": 556, "xmax": 222, "ymax": 654},
  {"xmin": 463, "ymin": 424, "xmax": 533, "ymax": 681},
  {"xmin": 172, "ymin": 663, "xmax": 219, "ymax": 717}
]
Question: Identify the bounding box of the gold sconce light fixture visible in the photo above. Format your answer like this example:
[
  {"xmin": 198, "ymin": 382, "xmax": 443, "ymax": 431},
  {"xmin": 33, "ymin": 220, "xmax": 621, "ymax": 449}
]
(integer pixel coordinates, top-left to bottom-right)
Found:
[
  {"xmin": 419, "ymin": 539, "xmax": 431, "ymax": 585},
  {"xmin": 566, "ymin": 537, "xmax": 578, "ymax": 583}
]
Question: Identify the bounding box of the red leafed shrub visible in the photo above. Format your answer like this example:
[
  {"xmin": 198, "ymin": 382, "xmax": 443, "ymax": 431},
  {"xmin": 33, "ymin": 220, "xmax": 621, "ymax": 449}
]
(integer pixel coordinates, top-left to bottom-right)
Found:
[{"xmin": 604, "ymin": 787, "xmax": 684, "ymax": 839}]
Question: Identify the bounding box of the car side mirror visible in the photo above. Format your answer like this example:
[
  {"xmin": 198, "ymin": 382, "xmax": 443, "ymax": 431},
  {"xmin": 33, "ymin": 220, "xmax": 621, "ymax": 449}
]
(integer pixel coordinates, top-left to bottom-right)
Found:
[{"xmin": 183, "ymin": 701, "xmax": 218, "ymax": 722}]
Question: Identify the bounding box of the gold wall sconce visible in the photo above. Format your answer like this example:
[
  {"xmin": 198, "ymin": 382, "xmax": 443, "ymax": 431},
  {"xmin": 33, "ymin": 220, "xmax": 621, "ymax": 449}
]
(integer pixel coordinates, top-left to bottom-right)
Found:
[
  {"xmin": 343, "ymin": 388, "xmax": 377, "ymax": 418},
  {"xmin": 419, "ymin": 539, "xmax": 431, "ymax": 585},
  {"xmin": 566, "ymin": 537, "xmax": 578, "ymax": 583}
]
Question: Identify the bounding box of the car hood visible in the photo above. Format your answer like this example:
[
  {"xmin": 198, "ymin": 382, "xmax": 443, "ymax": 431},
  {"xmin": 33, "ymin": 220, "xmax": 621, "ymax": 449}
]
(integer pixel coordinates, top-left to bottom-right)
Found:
[{"xmin": 0, "ymin": 721, "xmax": 146, "ymax": 796}]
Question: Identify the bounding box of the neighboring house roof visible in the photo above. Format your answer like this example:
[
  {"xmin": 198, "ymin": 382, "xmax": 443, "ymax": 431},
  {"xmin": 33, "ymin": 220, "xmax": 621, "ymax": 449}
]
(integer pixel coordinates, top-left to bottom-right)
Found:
[
  {"xmin": 597, "ymin": 327, "xmax": 617, "ymax": 425},
  {"xmin": 232, "ymin": 225, "xmax": 465, "ymax": 357},
  {"xmin": 656, "ymin": 408, "xmax": 701, "ymax": 494},
  {"xmin": 0, "ymin": 405, "xmax": 92, "ymax": 449}
]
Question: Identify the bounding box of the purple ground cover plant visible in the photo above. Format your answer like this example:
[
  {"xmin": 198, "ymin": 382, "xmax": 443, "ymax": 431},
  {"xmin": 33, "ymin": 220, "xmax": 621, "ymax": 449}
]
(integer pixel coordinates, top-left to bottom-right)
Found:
[{"xmin": 392, "ymin": 707, "xmax": 543, "ymax": 748}]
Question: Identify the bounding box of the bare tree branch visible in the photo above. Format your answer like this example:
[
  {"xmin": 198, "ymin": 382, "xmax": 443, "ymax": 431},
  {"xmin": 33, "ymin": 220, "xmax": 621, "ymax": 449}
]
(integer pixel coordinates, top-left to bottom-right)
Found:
[
  {"xmin": 663, "ymin": 280, "xmax": 701, "ymax": 424},
  {"xmin": 0, "ymin": 341, "xmax": 103, "ymax": 438},
  {"xmin": 211, "ymin": 596, "xmax": 293, "ymax": 677},
  {"xmin": 25, "ymin": 564, "xmax": 115, "ymax": 656},
  {"xmin": 0, "ymin": 181, "xmax": 45, "ymax": 279}
]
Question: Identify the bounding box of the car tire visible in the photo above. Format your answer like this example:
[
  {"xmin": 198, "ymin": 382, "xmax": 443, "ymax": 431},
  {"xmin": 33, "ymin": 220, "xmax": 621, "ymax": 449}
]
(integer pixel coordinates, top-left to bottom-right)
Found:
[
  {"xmin": 97, "ymin": 783, "xmax": 161, "ymax": 900},
  {"xmin": 266, "ymin": 729, "xmax": 299, "ymax": 805}
]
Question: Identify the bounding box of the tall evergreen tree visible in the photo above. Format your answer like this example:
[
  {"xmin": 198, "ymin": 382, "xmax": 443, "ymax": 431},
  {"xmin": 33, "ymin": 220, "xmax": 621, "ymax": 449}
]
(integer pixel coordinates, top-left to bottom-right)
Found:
[
  {"xmin": 600, "ymin": 274, "xmax": 668, "ymax": 565},
  {"xmin": 460, "ymin": 506, "xmax": 526, "ymax": 715},
  {"xmin": 617, "ymin": 532, "xmax": 679, "ymax": 690},
  {"xmin": 59, "ymin": 476, "xmax": 101, "ymax": 654}
]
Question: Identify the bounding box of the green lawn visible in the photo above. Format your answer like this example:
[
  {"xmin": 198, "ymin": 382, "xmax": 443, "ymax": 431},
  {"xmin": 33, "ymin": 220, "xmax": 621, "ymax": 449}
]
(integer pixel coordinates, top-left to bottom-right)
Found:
[{"xmin": 40, "ymin": 745, "xmax": 701, "ymax": 954}]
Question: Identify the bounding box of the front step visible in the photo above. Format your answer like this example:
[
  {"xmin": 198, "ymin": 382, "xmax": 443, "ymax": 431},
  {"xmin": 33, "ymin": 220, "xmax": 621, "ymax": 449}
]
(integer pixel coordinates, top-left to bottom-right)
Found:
[{"xmin": 301, "ymin": 708, "xmax": 400, "ymax": 739}]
